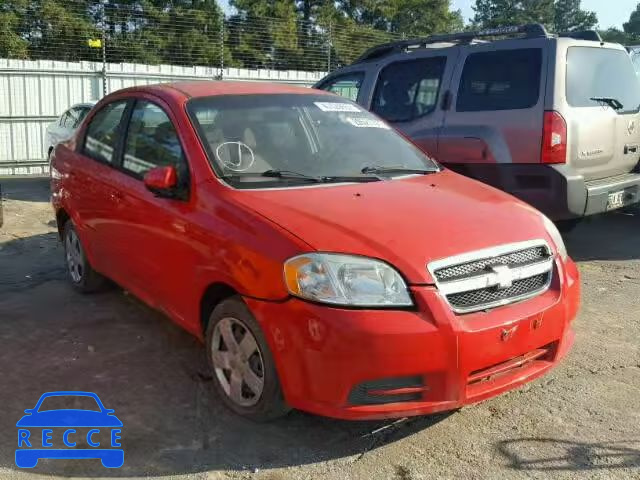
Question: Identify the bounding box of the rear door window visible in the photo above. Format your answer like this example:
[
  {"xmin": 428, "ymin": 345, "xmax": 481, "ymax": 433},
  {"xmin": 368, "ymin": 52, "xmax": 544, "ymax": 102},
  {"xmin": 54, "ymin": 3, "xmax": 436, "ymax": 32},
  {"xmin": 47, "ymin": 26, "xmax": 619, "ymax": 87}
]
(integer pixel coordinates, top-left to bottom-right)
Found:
[
  {"xmin": 566, "ymin": 47, "xmax": 640, "ymax": 113},
  {"xmin": 83, "ymin": 101, "xmax": 127, "ymax": 164},
  {"xmin": 318, "ymin": 73, "xmax": 364, "ymax": 101},
  {"xmin": 372, "ymin": 57, "xmax": 447, "ymax": 122},
  {"xmin": 456, "ymin": 48, "xmax": 542, "ymax": 112}
]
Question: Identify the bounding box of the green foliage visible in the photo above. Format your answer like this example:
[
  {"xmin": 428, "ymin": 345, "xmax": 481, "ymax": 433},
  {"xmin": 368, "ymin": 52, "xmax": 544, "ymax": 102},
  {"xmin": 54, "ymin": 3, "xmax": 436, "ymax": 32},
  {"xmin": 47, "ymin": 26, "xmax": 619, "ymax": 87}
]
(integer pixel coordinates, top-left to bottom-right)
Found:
[
  {"xmin": 624, "ymin": 3, "xmax": 640, "ymax": 38},
  {"xmin": 472, "ymin": 0, "xmax": 597, "ymax": 33},
  {"xmin": 600, "ymin": 27, "xmax": 634, "ymax": 45},
  {"xmin": 554, "ymin": 0, "xmax": 597, "ymax": 32},
  {"xmin": 1, "ymin": 0, "xmax": 466, "ymax": 70}
]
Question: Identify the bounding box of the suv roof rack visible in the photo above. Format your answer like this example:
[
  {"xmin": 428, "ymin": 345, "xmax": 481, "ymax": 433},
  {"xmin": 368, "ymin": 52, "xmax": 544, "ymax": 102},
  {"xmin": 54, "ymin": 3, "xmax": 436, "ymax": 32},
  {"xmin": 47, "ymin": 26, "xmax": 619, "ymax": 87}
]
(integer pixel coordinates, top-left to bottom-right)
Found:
[
  {"xmin": 354, "ymin": 23, "xmax": 550, "ymax": 63},
  {"xmin": 559, "ymin": 30, "xmax": 602, "ymax": 42}
]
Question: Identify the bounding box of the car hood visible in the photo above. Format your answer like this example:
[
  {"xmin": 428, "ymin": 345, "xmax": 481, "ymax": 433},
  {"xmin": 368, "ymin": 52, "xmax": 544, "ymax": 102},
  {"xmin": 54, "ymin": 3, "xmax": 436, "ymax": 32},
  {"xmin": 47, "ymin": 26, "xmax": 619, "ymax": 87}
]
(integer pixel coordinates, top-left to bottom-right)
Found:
[
  {"xmin": 16, "ymin": 410, "xmax": 123, "ymax": 427},
  {"xmin": 229, "ymin": 170, "xmax": 552, "ymax": 284}
]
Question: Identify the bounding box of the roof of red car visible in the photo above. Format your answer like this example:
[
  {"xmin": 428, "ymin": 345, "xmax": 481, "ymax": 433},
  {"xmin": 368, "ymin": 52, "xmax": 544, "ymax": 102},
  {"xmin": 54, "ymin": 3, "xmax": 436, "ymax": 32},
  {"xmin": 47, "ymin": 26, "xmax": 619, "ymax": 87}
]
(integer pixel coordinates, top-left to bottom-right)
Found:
[{"xmin": 125, "ymin": 81, "xmax": 329, "ymax": 99}]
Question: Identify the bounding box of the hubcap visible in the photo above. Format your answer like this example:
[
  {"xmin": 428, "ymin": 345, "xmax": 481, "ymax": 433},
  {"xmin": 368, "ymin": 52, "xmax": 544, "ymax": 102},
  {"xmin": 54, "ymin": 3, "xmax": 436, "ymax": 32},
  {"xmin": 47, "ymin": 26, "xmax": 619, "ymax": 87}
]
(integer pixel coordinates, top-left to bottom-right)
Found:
[
  {"xmin": 65, "ymin": 228, "xmax": 84, "ymax": 283},
  {"xmin": 211, "ymin": 317, "xmax": 264, "ymax": 407}
]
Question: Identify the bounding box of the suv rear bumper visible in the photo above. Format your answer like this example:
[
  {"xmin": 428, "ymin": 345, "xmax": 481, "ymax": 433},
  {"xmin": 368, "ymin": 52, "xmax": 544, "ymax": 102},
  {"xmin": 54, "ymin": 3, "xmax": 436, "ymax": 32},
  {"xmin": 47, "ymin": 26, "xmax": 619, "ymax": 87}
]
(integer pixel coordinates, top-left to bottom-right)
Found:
[{"xmin": 447, "ymin": 163, "xmax": 640, "ymax": 220}]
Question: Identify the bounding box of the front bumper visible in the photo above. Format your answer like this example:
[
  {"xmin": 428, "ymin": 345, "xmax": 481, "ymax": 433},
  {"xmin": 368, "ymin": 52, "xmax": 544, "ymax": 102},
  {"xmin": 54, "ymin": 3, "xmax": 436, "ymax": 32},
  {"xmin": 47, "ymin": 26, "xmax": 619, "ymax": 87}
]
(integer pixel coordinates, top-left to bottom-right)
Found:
[{"xmin": 245, "ymin": 258, "xmax": 580, "ymax": 420}]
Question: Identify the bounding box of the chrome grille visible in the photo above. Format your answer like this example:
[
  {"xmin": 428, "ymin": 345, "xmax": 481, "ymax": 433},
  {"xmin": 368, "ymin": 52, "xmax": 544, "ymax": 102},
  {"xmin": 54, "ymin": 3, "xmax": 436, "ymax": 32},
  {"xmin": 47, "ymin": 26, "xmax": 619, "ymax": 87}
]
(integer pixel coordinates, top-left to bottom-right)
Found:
[
  {"xmin": 434, "ymin": 246, "xmax": 548, "ymax": 281},
  {"xmin": 447, "ymin": 273, "xmax": 550, "ymax": 309},
  {"xmin": 428, "ymin": 240, "xmax": 554, "ymax": 314}
]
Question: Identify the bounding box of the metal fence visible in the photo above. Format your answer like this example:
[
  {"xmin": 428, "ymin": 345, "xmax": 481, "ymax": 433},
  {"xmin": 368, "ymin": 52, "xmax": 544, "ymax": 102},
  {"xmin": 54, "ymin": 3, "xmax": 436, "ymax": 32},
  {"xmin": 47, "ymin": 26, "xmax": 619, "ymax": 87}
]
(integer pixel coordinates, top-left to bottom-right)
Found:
[
  {"xmin": 1, "ymin": 1, "xmax": 402, "ymax": 73},
  {"xmin": 0, "ymin": 1, "xmax": 407, "ymax": 174},
  {"xmin": 0, "ymin": 59, "xmax": 325, "ymax": 175}
]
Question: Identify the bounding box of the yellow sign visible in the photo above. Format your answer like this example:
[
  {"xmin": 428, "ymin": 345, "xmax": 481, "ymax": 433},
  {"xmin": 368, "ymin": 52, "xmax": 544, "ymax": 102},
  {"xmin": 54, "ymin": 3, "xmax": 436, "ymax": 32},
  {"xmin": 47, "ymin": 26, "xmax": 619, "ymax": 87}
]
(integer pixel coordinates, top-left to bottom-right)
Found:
[{"xmin": 87, "ymin": 39, "xmax": 102, "ymax": 48}]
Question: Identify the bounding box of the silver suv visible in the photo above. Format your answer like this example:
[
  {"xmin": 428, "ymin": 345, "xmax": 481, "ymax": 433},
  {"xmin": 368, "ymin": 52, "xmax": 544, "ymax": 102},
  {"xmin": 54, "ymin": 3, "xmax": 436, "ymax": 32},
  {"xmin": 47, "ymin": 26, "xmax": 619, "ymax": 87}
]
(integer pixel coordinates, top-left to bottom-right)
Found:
[{"xmin": 316, "ymin": 24, "xmax": 640, "ymax": 222}]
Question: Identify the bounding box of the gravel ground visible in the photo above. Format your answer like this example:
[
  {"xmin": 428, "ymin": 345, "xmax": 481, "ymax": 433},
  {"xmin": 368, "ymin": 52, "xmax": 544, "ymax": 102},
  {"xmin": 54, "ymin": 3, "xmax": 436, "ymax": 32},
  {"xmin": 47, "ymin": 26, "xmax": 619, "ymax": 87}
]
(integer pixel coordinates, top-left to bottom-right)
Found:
[{"xmin": 0, "ymin": 177, "xmax": 638, "ymax": 480}]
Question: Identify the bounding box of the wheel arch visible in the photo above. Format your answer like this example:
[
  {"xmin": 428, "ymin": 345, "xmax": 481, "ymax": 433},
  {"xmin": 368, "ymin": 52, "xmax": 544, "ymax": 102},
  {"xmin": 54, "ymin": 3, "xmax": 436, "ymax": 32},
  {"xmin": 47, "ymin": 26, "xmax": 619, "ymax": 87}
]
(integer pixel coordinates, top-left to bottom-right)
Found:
[
  {"xmin": 200, "ymin": 282, "xmax": 238, "ymax": 333},
  {"xmin": 55, "ymin": 208, "xmax": 71, "ymax": 239}
]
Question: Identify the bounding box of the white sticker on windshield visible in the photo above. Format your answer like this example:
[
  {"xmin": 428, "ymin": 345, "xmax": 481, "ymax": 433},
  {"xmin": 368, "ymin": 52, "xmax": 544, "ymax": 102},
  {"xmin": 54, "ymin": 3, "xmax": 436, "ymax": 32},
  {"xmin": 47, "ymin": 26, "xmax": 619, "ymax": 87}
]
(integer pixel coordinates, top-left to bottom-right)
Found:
[
  {"xmin": 346, "ymin": 117, "xmax": 391, "ymax": 129},
  {"xmin": 314, "ymin": 102, "xmax": 361, "ymax": 112}
]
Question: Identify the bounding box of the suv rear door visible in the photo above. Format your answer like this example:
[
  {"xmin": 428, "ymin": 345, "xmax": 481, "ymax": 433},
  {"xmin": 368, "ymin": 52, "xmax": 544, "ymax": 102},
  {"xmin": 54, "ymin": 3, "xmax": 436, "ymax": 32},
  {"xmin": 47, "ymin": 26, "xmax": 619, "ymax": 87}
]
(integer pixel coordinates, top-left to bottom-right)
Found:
[
  {"xmin": 439, "ymin": 40, "xmax": 548, "ymax": 166},
  {"xmin": 559, "ymin": 42, "xmax": 640, "ymax": 181},
  {"xmin": 363, "ymin": 48, "xmax": 459, "ymax": 157}
]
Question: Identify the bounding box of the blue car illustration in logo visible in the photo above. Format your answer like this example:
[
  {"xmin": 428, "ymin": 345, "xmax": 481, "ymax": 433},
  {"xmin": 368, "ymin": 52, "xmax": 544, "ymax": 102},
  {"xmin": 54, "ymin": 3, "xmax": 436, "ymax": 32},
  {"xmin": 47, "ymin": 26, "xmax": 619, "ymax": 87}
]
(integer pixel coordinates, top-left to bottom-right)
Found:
[{"xmin": 16, "ymin": 391, "xmax": 123, "ymax": 468}]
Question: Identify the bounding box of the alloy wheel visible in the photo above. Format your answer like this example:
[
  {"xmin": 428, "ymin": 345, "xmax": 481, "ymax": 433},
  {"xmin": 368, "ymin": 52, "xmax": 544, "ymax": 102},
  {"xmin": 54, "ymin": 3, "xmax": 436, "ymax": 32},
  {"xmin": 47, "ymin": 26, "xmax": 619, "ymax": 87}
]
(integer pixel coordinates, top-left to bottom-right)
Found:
[
  {"xmin": 65, "ymin": 228, "xmax": 84, "ymax": 283},
  {"xmin": 211, "ymin": 317, "xmax": 265, "ymax": 407}
]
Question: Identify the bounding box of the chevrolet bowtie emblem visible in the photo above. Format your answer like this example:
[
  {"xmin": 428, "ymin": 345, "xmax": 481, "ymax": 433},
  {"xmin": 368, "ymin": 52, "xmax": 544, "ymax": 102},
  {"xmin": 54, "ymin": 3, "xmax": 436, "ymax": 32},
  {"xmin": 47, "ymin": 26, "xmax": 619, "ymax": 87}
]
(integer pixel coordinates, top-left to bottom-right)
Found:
[{"xmin": 490, "ymin": 265, "xmax": 513, "ymax": 290}]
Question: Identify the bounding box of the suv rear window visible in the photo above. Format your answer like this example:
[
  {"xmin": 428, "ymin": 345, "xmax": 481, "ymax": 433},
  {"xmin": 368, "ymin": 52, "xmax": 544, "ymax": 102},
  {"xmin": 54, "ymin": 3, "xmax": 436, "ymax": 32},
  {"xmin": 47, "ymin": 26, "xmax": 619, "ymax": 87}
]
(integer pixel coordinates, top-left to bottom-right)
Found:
[
  {"xmin": 456, "ymin": 48, "xmax": 542, "ymax": 112},
  {"xmin": 566, "ymin": 47, "xmax": 640, "ymax": 113}
]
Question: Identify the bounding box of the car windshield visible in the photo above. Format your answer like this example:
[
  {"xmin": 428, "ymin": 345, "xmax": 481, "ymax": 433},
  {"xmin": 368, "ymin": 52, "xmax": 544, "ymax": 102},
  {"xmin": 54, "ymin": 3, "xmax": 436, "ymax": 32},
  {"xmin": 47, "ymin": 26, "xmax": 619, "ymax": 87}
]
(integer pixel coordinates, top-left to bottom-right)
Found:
[
  {"xmin": 38, "ymin": 395, "xmax": 101, "ymax": 412},
  {"xmin": 187, "ymin": 94, "xmax": 439, "ymax": 188}
]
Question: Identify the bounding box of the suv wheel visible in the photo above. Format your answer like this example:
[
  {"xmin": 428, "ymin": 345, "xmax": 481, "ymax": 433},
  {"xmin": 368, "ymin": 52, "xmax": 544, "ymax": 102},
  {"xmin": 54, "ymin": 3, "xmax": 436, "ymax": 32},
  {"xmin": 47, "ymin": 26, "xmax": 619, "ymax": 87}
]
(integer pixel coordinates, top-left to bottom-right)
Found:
[
  {"xmin": 63, "ymin": 220, "xmax": 108, "ymax": 292},
  {"xmin": 205, "ymin": 297, "xmax": 290, "ymax": 421}
]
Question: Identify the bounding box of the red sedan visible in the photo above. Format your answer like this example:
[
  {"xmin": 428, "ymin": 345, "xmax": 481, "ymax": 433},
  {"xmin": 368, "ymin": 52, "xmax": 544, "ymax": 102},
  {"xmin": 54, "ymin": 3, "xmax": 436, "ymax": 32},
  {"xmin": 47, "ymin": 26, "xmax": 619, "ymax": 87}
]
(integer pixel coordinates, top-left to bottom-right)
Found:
[{"xmin": 51, "ymin": 81, "xmax": 580, "ymax": 421}]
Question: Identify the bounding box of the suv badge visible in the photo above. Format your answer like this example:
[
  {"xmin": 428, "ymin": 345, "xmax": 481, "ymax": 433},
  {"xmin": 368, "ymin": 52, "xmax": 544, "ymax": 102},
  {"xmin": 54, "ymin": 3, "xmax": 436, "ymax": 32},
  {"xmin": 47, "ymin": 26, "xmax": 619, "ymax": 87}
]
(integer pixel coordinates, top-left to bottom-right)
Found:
[
  {"xmin": 490, "ymin": 265, "xmax": 513, "ymax": 290},
  {"xmin": 628, "ymin": 120, "xmax": 636, "ymax": 135}
]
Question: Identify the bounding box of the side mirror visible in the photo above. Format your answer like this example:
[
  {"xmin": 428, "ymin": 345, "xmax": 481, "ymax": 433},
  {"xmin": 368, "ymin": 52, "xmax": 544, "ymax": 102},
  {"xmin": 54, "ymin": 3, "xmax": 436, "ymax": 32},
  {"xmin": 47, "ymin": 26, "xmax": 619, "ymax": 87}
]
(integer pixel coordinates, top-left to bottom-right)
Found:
[{"xmin": 143, "ymin": 166, "xmax": 177, "ymax": 197}]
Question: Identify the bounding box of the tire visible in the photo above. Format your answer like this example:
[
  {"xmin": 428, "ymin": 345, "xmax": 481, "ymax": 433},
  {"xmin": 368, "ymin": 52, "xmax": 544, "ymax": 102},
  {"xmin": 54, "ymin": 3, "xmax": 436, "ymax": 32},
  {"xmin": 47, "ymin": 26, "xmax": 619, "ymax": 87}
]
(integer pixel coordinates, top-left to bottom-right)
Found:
[
  {"xmin": 62, "ymin": 220, "xmax": 109, "ymax": 293},
  {"xmin": 205, "ymin": 296, "xmax": 290, "ymax": 421}
]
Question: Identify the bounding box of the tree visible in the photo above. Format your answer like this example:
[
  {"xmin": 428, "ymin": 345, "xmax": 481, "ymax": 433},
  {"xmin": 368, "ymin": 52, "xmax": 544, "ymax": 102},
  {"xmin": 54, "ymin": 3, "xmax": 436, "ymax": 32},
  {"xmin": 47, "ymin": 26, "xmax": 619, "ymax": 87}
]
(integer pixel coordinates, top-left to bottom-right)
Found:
[
  {"xmin": 0, "ymin": 0, "xmax": 29, "ymax": 59},
  {"xmin": 600, "ymin": 27, "xmax": 633, "ymax": 44},
  {"xmin": 554, "ymin": 0, "xmax": 597, "ymax": 32},
  {"xmin": 472, "ymin": 0, "xmax": 597, "ymax": 33},
  {"xmin": 623, "ymin": 3, "xmax": 640, "ymax": 38}
]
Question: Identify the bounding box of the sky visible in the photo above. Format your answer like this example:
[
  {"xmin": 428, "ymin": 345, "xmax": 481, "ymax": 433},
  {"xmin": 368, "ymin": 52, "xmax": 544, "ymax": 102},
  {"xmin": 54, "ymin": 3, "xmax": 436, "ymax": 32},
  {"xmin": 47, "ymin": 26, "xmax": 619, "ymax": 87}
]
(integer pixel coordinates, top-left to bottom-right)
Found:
[
  {"xmin": 452, "ymin": 0, "xmax": 638, "ymax": 28},
  {"xmin": 218, "ymin": 1, "xmax": 637, "ymax": 29}
]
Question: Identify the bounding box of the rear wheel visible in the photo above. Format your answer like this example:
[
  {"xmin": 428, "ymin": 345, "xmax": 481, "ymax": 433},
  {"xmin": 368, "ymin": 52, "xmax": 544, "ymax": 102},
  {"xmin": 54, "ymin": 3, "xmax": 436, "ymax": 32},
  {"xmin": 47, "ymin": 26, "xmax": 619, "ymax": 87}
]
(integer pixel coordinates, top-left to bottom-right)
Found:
[
  {"xmin": 63, "ymin": 220, "xmax": 109, "ymax": 293},
  {"xmin": 205, "ymin": 297, "xmax": 290, "ymax": 421}
]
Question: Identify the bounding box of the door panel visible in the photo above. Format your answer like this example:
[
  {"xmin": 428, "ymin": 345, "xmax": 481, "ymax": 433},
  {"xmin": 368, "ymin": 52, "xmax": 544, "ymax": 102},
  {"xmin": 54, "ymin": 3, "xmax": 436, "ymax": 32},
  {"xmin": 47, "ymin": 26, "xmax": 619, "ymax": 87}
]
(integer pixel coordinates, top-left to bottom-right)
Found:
[
  {"xmin": 365, "ymin": 50, "xmax": 458, "ymax": 158},
  {"xmin": 105, "ymin": 98, "xmax": 196, "ymax": 325},
  {"xmin": 76, "ymin": 100, "xmax": 130, "ymax": 276},
  {"xmin": 440, "ymin": 42, "xmax": 548, "ymax": 166}
]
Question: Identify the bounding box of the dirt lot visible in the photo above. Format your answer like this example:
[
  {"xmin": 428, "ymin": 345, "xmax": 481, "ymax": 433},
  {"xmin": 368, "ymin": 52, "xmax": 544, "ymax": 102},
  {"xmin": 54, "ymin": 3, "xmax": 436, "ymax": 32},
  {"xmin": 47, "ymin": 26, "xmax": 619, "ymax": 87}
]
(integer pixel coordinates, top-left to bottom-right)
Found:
[{"xmin": 0, "ymin": 176, "xmax": 639, "ymax": 480}]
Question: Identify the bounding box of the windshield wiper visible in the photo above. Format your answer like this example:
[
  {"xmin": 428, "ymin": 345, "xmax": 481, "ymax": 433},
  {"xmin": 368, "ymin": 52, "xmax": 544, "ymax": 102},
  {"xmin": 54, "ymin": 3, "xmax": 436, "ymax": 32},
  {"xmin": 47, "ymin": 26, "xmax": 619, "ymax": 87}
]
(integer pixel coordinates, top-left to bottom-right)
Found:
[
  {"xmin": 361, "ymin": 165, "xmax": 439, "ymax": 175},
  {"xmin": 590, "ymin": 97, "xmax": 624, "ymax": 111},
  {"xmin": 260, "ymin": 169, "xmax": 321, "ymax": 182},
  {"xmin": 226, "ymin": 169, "xmax": 381, "ymax": 184}
]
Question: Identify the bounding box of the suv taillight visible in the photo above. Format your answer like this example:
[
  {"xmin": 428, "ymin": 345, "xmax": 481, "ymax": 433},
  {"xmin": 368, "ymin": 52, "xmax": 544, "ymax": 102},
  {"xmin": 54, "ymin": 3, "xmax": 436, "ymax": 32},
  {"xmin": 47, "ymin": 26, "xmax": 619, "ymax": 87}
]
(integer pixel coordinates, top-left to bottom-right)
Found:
[{"xmin": 541, "ymin": 111, "xmax": 567, "ymax": 164}]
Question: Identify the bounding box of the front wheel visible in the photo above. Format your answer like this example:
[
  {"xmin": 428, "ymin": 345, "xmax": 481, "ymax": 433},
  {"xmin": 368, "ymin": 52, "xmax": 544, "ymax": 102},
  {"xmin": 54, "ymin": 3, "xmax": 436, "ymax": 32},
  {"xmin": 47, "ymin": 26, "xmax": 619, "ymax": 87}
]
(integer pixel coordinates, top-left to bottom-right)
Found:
[
  {"xmin": 63, "ymin": 220, "xmax": 109, "ymax": 293},
  {"xmin": 205, "ymin": 297, "xmax": 290, "ymax": 421}
]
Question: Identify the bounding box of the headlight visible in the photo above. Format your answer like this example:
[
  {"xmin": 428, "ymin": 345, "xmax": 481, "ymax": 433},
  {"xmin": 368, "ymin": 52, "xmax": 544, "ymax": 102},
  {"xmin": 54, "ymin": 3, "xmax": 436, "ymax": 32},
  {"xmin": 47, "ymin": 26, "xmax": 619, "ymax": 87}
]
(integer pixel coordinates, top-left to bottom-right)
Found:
[
  {"xmin": 542, "ymin": 215, "xmax": 568, "ymax": 261},
  {"xmin": 284, "ymin": 253, "xmax": 413, "ymax": 307}
]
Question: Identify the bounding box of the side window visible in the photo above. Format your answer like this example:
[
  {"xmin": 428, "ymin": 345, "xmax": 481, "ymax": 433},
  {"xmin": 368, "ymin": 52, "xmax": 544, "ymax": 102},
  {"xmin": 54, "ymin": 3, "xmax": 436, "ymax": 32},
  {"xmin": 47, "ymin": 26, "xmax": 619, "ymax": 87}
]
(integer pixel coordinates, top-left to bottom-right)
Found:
[
  {"xmin": 372, "ymin": 57, "xmax": 446, "ymax": 122},
  {"xmin": 456, "ymin": 48, "xmax": 542, "ymax": 112},
  {"xmin": 83, "ymin": 101, "xmax": 127, "ymax": 164},
  {"xmin": 76, "ymin": 107, "xmax": 91, "ymax": 126},
  {"xmin": 122, "ymin": 101, "xmax": 186, "ymax": 180},
  {"xmin": 59, "ymin": 111, "xmax": 71, "ymax": 128},
  {"xmin": 66, "ymin": 108, "xmax": 80, "ymax": 129},
  {"xmin": 319, "ymin": 73, "xmax": 365, "ymax": 101}
]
